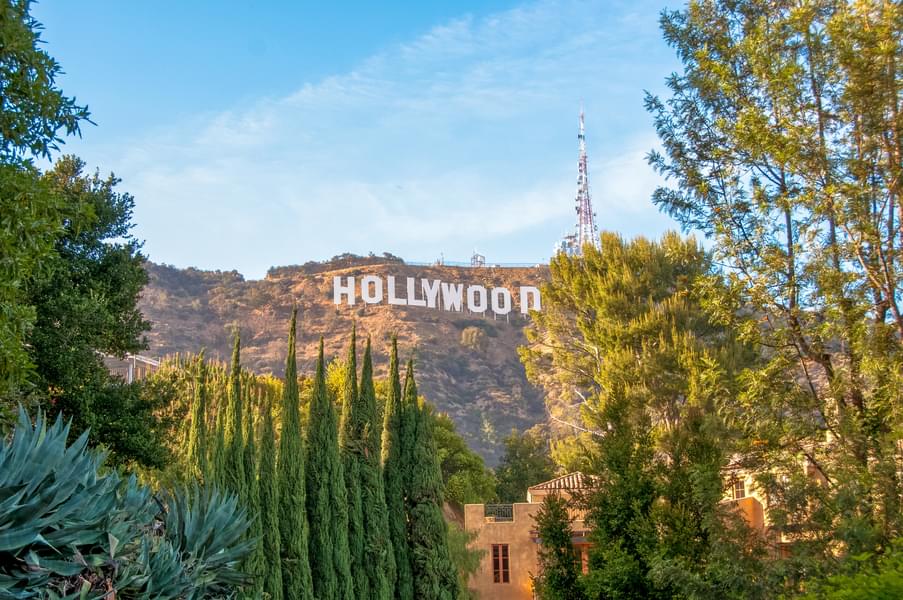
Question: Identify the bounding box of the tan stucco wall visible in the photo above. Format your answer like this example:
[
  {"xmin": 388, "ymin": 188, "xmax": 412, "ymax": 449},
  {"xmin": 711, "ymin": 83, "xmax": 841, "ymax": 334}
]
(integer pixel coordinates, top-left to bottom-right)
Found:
[{"xmin": 464, "ymin": 503, "xmax": 541, "ymax": 600}]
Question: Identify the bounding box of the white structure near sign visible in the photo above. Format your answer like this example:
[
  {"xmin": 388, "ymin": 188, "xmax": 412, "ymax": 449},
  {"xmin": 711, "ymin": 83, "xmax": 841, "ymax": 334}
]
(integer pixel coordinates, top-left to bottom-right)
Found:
[{"xmin": 333, "ymin": 276, "xmax": 541, "ymax": 316}]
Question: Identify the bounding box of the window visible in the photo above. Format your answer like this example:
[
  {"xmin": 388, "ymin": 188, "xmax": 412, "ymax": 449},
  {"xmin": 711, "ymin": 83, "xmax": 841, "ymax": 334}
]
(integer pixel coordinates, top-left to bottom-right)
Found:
[
  {"xmin": 491, "ymin": 544, "xmax": 510, "ymax": 583},
  {"xmin": 732, "ymin": 477, "xmax": 746, "ymax": 500}
]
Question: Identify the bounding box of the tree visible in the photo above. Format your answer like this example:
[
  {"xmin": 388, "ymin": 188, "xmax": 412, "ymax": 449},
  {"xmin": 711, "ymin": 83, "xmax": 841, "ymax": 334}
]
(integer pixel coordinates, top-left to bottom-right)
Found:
[
  {"xmin": 522, "ymin": 234, "xmax": 766, "ymax": 597},
  {"xmin": 259, "ymin": 387, "xmax": 284, "ymax": 600},
  {"xmin": 404, "ymin": 361, "xmax": 459, "ymax": 600},
  {"xmin": 533, "ymin": 493, "xmax": 586, "ymax": 600},
  {"xmin": 0, "ymin": 0, "xmax": 88, "ymax": 422},
  {"xmin": 277, "ymin": 310, "xmax": 313, "ymax": 600},
  {"xmin": 186, "ymin": 353, "xmax": 209, "ymax": 481},
  {"xmin": 647, "ymin": 0, "xmax": 903, "ymax": 582},
  {"xmin": 25, "ymin": 156, "xmax": 158, "ymax": 466},
  {"xmin": 358, "ymin": 337, "xmax": 396, "ymax": 599},
  {"xmin": 306, "ymin": 339, "xmax": 354, "ymax": 600},
  {"xmin": 339, "ymin": 329, "xmax": 367, "ymax": 599},
  {"xmin": 382, "ymin": 337, "xmax": 415, "ymax": 600},
  {"xmin": 494, "ymin": 429, "xmax": 557, "ymax": 503},
  {"xmin": 223, "ymin": 332, "xmax": 245, "ymax": 499},
  {"xmin": 242, "ymin": 389, "xmax": 265, "ymax": 598},
  {"xmin": 432, "ymin": 413, "xmax": 496, "ymax": 506}
]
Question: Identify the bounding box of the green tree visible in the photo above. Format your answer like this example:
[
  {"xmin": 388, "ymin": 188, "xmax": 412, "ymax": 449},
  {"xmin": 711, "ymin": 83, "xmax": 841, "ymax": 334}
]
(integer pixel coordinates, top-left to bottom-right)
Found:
[
  {"xmin": 647, "ymin": 0, "xmax": 903, "ymax": 582},
  {"xmin": 186, "ymin": 353, "xmax": 209, "ymax": 481},
  {"xmin": 0, "ymin": 0, "xmax": 88, "ymax": 421},
  {"xmin": 339, "ymin": 329, "xmax": 367, "ymax": 599},
  {"xmin": 306, "ymin": 339, "xmax": 354, "ymax": 600},
  {"xmin": 26, "ymin": 156, "xmax": 159, "ymax": 466},
  {"xmin": 446, "ymin": 523, "xmax": 483, "ymax": 600},
  {"xmin": 242, "ymin": 389, "xmax": 265, "ymax": 598},
  {"xmin": 277, "ymin": 310, "xmax": 313, "ymax": 600},
  {"xmin": 522, "ymin": 234, "xmax": 766, "ymax": 598},
  {"xmin": 358, "ymin": 337, "xmax": 396, "ymax": 599},
  {"xmin": 433, "ymin": 413, "xmax": 496, "ymax": 506},
  {"xmin": 532, "ymin": 493, "xmax": 586, "ymax": 600},
  {"xmin": 260, "ymin": 389, "xmax": 284, "ymax": 600},
  {"xmin": 382, "ymin": 337, "xmax": 414, "ymax": 600},
  {"xmin": 494, "ymin": 429, "xmax": 557, "ymax": 503},
  {"xmin": 223, "ymin": 332, "xmax": 245, "ymax": 499},
  {"xmin": 404, "ymin": 361, "xmax": 459, "ymax": 600}
]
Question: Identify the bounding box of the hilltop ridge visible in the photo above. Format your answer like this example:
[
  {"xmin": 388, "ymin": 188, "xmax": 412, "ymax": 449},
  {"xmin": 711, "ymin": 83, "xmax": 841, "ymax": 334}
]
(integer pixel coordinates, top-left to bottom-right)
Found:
[{"xmin": 139, "ymin": 255, "xmax": 550, "ymax": 463}]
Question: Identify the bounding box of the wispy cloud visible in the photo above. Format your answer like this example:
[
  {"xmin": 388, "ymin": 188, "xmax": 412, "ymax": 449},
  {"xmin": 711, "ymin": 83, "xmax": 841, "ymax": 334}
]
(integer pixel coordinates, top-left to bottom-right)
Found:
[{"xmin": 87, "ymin": 0, "xmax": 680, "ymax": 278}]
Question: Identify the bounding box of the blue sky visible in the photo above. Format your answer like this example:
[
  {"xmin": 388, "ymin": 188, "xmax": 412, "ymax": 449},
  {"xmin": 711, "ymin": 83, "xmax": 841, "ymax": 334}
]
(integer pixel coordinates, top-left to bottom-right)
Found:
[{"xmin": 34, "ymin": 0, "xmax": 683, "ymax": 279}]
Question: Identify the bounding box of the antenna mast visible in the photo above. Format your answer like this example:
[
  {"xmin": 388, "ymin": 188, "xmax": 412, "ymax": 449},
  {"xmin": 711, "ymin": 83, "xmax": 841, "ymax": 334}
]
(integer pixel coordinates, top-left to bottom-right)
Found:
[{"xmin": 555, "ymin": 106, "xmax": 599, "ymax": 256}]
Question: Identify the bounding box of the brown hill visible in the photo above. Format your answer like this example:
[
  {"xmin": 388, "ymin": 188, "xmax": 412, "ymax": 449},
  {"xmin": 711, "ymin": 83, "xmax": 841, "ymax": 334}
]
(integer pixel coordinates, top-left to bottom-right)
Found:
[{"xmin": 138, "ymin": 256, "xmax": 549, "ymax": 463}]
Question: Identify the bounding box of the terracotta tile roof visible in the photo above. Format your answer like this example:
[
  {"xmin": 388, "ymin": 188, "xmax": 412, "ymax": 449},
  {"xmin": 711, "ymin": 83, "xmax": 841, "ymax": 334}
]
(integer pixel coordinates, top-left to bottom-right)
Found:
[{"xmin": 528, "ymin": 472, "xmax": 593, "ymax": 491}]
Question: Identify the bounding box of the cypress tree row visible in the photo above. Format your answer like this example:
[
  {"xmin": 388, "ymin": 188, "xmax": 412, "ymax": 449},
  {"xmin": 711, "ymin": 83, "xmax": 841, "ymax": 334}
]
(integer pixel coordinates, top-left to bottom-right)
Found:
[
  {"xmin": 359, "ymin": 336, "xmax": 395, "ymax": 600},
  {"xmin": 382, "ymin": 337, "xmax": 414, "ymax": 600},
  {"xmin": 306, "ymin": 339, "xmax": 354, "ymax": 600},
  {"xmin": 339, "ymin": 329, "xmax": 367, "ymax": 600},
  {"xmin": 277, "ymin": 310, "xmax": 314, "ymax": 600},
  {"xmin": 259, "ymin": 388, "xmax": 285, "ymax": 600},
  {"xmin": 223, "ymin": 333, "xmax": 246, "ymax": 499},
  {"xmin": 404, "ymin": 361, "xmax": 459, "ymax": 600},
  {"xmin": 186, "ymin": 352, "xmax": 209, "ymax": 482}
]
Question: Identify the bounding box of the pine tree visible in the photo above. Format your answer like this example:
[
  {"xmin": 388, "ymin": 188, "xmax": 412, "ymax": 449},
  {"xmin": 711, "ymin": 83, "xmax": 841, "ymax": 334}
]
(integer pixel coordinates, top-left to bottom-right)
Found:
[
  {"xmin": 242, "ymin": 388, "xmax": 265, "ymax": 598},
  {"xmin": 339, "ymin": 328, "xmax": 367, "ymax": 599},
  {"xmin": 211, "ymin": 386, "xmax": 226, "ymax": 487},
  {"xmin": 223, "ymin": 332, "xmax": 245, "ymax": 499},
  {"xmin": 382, "ymin": 337, "xmax": 414, "ymax": 600},
  {"xmin": 278, "ymin": 310, "xmax": 314, "ymax": 600},
  {"xmin": 306, "ymin": 339, "xmax": 354, "ymax": 600},
  {"xmin": 186, "ymin": 352, "xmax": 209, "ymax": 482},
  {"xmin": 260, "ymin": 388, "xmax": 284, "ymax": 600},
  {"xmin": 359, "ymin": 337, "xmax": 395, "ymax": 599},
  {"xmin": 532, "ymin": 493, "xmax": 586, "ymax": 600},
  {"xmin": 404, "ymin": 361, "xmax": 459, "ymax": 600}
]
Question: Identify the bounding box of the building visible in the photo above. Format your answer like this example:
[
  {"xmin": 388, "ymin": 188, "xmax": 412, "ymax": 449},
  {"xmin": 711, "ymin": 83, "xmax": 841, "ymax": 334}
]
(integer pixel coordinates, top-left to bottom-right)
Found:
[
  {"xmin": 464, "ymin": 470, "xmax": 773, "ymax": 599},
  {"xmin": 464, "ymin": 472, "xmax": 593, "ymax": 600},
  {"xmin": 102, "ymin": 353, "xmax": 161, "ymax": 383}
]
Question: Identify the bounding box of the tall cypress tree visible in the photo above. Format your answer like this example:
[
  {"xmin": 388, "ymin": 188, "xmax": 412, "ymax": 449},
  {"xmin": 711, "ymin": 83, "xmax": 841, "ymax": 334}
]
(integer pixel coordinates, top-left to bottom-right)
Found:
[
  {"xmin": 382, "ymin": 337, "xmax": 414, "ymax": 600},
  {"xmin": 339, "ymin": 329, "xmax": 367, "ymax": 599},
  {"xmin": 360, "ymin": 337, "xmax": 396, "ymax": 599},
  {"xmin": 404, "ymin": 362, "xmax": 459, "ymax": 600},
  {"xmin": 223, "ymin": 332, "xmax": 245, "ymax": 499},
  {"xmin": 306, "ymin": 339, "xmax": 354, "ymax": 600},
  {"xmin": 211, "ymin": 395, "xmax": 226, "ymax": 487},
  {"xmin": 260, "ymin": 388, "xmax": 285, "ymax": 600},
  {"xmin": 242, "ymin": 388, "xmax": 265, "ymax": 598},
  {"xmin": 278, "ymin": 310, "xmax": 314, "ymax": 600},
  {"xmin": 186, "ymin": 352, "xmax": 209, "ymax": 482}
]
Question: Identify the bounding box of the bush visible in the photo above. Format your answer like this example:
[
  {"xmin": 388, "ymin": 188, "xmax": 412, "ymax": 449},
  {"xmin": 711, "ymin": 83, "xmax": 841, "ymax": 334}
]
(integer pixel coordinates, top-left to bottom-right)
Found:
[{"xmin": 0, "ymin": 408, "xmax": 253, "ymax": 599}]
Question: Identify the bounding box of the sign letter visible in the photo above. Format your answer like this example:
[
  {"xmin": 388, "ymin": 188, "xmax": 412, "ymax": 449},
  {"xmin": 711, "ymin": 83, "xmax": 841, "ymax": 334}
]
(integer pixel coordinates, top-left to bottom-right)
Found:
[
  {"xmin": 520, "ymin": 286, "xmax": 541, "ymax": 314},
  {"xmin": 407, "ymin": 277, "xmax": 426, "ymax": 307},
  {"xmin": 422, "ymin": 279, "xmax": 441, "ymax": 309},
  {"xmin": 387, "ymin": 276, "xmax": 407, "ymax": 306},
  {"xmin": 334, "ymin": 276, "xmax": 355, "ymax": 305},
  {"xmin": 467, "ymin": 285, "xmax": 488, "ymax": 313},
  {"xmin": 441, "ymin": 282, "xmax": 464, "ymax": 311},
  {"xmin": 361, "ymin": 276, "xmax": 383, "ymax": 304},
  {"xmin": 491, "ymin": 287, "xmax": 512, "ymax": 315}
]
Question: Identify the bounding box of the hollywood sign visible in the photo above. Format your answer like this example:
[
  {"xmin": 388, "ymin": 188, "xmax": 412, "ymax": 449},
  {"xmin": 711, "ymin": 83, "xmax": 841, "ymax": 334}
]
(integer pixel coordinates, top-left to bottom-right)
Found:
[{"xmin": 333, "ymin": 275, "xmax": 541, "ymax": 316}]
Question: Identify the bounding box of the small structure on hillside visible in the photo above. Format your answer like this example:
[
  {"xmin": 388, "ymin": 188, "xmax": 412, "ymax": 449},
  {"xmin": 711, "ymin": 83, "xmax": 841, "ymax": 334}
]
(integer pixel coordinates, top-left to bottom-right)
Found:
[{"xmin": 102, "ymin": 354, "xmax": 160, "ymax": 383}]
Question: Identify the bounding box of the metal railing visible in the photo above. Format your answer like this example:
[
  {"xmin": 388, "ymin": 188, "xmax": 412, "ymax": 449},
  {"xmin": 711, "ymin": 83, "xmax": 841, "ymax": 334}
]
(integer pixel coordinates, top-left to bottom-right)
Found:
[{"xmin": 484, "ymin": 504, "xmax": 514, "ymax": 522}]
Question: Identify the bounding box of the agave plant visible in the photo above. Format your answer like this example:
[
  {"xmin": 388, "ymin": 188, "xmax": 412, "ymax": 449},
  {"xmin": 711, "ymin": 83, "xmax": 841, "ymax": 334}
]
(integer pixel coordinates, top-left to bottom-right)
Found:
[{"xmin": 0, "ymin": 408, "xmax": 254, "ymax": 599}]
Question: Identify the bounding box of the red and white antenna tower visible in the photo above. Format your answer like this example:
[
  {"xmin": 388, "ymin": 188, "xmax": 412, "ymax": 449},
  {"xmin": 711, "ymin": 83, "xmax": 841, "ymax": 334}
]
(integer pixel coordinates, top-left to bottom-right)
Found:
[
  {"xmin": 574, "ymin": 107, "xmax": 598, "ymax": 251},
  {"xmin": 556, "ymin": 106, "xmax": 599, "ymax": 256}
]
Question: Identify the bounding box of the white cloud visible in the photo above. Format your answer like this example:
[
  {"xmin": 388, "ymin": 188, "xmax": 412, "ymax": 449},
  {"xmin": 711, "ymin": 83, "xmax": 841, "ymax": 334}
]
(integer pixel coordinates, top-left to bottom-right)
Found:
[{"xmin": 87, "ymin": 0, "xmax": 680, "ymax": 278}]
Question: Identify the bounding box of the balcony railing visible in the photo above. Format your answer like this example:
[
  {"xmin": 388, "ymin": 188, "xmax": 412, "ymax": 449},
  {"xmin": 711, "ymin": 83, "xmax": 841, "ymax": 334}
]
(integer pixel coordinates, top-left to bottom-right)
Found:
[{"xmin": 484, "ymin": 504, "xmax": 514, "ymax": 522}]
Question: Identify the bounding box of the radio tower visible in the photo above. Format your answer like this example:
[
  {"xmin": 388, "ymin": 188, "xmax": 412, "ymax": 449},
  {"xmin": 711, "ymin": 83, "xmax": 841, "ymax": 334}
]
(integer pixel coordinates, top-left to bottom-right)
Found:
[{"xmin": 556, "ymin": 107, "xmax": 599, "ymax": 256}]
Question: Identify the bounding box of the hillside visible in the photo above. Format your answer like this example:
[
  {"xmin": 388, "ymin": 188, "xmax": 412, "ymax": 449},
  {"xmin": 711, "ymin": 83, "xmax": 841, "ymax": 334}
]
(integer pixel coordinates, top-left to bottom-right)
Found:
[{"xmin": 138, "ymin": 256, "xmax": 549, "ymax": 463}]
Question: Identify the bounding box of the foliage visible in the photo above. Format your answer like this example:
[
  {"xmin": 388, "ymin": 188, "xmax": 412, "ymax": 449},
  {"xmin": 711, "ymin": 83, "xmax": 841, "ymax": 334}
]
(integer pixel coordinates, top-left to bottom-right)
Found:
[
  {"xmin": 382, "ymin": 337, "xmax": 414, "ymax": 600},
  {"xmin": 0, "ymin": 0, "xmax": 90, "ymax": 161},
  {"xmin": 306, "ymin": 340, "xmax": 354, "ymax": 600},
  {"xmin": 339, "ymin": 329, "xmax": 367, "ymax": 599},
  {"xmin": 433, "ymin": 412, "xmax": 496, "ymax": 505},
  {"xmin": 446, "ymin": 523, "xmax": 483, "ymax": 600},
  {"xmin": 0, "ymin": 408, "xmax": 252, "ymax": 598},
  {"xmin": 494, "ymin": 428, "xmax": 557, "ymax": 503},
  {"xmin": 797, "ymin": 541, "xmax": 903, "ymax": 600},
  {"xmin": 259, "ymin": 389, "xmax": 285, "ymax": 600},
  {"xmin": 405, "ymin": 363, "xmax": 460, "ymax": 600},
  {"xmin": 533, "ymin": 493, "xmax": 586, "ymax": 600},
  {"xmin": 647, "ymin": 0, "xmax": 903, "ymax": 584},
  {"xmin": 222, "ymin": 333, "xmax": 246, "ymax": 499},
  {"xmin": 277, "ymin": 310, "xmax": 314, "ymax": 600}
]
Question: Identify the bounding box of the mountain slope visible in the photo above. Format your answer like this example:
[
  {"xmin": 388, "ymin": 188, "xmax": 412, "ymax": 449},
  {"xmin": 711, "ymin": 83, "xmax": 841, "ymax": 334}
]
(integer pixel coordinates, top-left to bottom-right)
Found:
[{"xmin": 139, "ymin": 257, "xmax": 548, "ymax": 463}]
